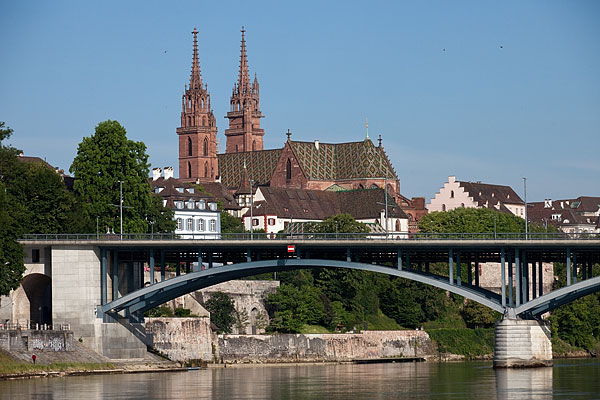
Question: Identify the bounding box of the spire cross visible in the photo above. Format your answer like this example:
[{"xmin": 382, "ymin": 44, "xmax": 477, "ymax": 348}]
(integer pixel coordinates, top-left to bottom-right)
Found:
[
  {"xmin": 365, "ymin": 117, "xmax": 370, "ymax": 139},
  {"xmin": 286, "ymin": 129, "xmax": 292, "ymax": 141},
  {"xmin": 378, "ymin": 134, "xmax": 382, "ymax": 147}
]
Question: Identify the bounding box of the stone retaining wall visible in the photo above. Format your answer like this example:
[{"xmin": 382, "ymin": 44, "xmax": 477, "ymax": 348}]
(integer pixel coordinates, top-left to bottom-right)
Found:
[
  {"xmin": 0, "ymin": 330, "xmax": 74, "ymax": 352},
  {"xmin": 146, "ymin": 317, "xmax": 215, "ymax": 362},
  {"xmin": 218, "ymin": 330, "xmax": 435, "ymax": 364}
]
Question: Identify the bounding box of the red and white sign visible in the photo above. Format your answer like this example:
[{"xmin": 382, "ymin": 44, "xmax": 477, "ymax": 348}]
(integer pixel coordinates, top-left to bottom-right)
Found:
[{"xmin": 287, "ymin": 245, "xmax": 295, "ymax": 253}]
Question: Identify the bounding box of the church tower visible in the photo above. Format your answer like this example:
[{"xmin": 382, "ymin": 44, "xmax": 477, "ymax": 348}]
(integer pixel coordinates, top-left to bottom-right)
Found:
[
  {"xmin": 177, "ymin": 28, "xmax": 218, "ymax": 182},
  {"xmin": 224, "ymin": 27, "xmax": 264, "ymax": 153}
]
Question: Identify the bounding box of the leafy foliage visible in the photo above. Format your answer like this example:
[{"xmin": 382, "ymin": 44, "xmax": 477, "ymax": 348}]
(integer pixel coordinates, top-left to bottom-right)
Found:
[
  {"xmin": 203, "ymin": 292, "xmax": 236, "ymax": 334},
  {"xmin": 460, "ymin": 299, "xmax": 500, "ymax": 328},
  {"xmin": 0, "ymin": 181, "xmax": 25, "ymax": 296},
  {"xmin": 70, "ymin": 120, "xmax": 175, "ymax": 234},
  {"xmin": 419, "ymin": 207, "xmax": 524, "ymax": 234},
  {"xmin": 220, "ymin": 212, "xmax": 245, "ymax": 234}
]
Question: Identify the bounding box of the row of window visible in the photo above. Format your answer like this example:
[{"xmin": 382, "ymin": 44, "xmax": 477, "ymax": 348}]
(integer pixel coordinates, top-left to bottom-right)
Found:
[
  {"xmin": 174, "ymin": 200, "xmax": 218, "ymax": 211},
  {"xmin": 177, "ymin": 218, "xmax": 217, "ymax": 232}
]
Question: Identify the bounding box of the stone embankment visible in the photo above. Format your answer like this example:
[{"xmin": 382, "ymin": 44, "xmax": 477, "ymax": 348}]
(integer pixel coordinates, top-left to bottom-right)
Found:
[{"xmin": 146, "ymin": 317, "xmax": 436, "ymax": 363}]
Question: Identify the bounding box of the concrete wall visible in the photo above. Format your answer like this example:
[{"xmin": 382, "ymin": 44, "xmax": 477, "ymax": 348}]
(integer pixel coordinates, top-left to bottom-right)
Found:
[
  {"xmin": 0, "ymin": 330, "xmax": 74, "ymax": 352},
  {"xmin": 478, "ymin": 262, "xmax": 554, "ymax": 298},
  {"xmin": 146, "ymin": 317, "xmax": 214, "ymax": 361},
  {"xmin": 218, "ymin": 330, "xmax": 435, "ymax": 363}
]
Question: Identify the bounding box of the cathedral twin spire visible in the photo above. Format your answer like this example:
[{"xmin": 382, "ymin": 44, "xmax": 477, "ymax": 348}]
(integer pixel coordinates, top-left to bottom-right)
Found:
[{"xmin": 177, "ymin": 27, "xmax": 263, "ymax": 182}]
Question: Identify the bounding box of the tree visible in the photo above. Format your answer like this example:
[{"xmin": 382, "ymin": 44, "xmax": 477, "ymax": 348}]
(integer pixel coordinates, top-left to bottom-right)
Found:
[
  {"xmin": 203, "ymin": 292, "xmax": 236, "ymax": 334},
  {"xmin": 234, "ymin": 307, "xmax": 249, "ymax": 333},
  {"xmin": 70, "ymin": 120, "xmax": 174, "ymax": 234},
  {"xmin": 418, "ymin": 207, "xmax": 525, "ymax": 235},
  {"xmin": 0, "ymin": 181, "xmax": 25, "ymax": 296},
  {"xmin": 460, "ymin": 299, "xmax": 500, "ymax": 328},
  {"xmin": 220, "ymin": 212, "xmax": 245, "ymax": 234}
]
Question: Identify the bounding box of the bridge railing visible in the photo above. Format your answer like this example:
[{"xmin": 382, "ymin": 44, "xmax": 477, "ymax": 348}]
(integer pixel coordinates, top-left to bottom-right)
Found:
[{"xmin": 20, "ymin": 232, "xmax": 600, "ymax": 241}]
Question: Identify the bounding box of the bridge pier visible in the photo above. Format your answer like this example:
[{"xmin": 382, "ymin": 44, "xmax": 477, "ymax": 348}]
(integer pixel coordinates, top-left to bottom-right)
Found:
[{"xmin": 494, "ymin": 318, "xmax": 552, "ymax": 368}]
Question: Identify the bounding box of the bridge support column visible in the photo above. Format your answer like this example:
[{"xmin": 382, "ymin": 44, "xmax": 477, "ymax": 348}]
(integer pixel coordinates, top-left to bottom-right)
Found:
[
  {"xmin": 149, "ymin": 249, "xmax": 155, "ymax": 285},
  {"xmin": 112, "ymin": 251, "xmax": 119, "ymax": 301},
  {"xmin": 522, "ymin": 252, "xmax": 528, "ymax": 302},
  {"xmin": 508, "ymin": 252, "xmax": 513, "ymax": 307},
  {"xmin": 456, "ymin": 252, "xmax": 461, "ymax": 286},
  {"xmin": 539, "ymin": 260, "xmax": 543, "ymax": 296},
  {"xmin": 573, "ymin": 252, "xmax": 577, "ymax": 284},
  {"xmin": 532, "ymin": 255, "xmax": 537, "ymax": 299},
  {"xmin": 588, "ymin": 261, "xmax": 593, "ymax": 280},
  {"xmin": 448, "ymin": 249, "xmax": 454, "ymax": 285},
  {"xmin": 500, "ymin": 248, "xmax": 506, "ymax": 308},
  {"xmin": 474, "ymin": 256, "xmax": 479, "ymax": 287},
  {"xmin": 494, "ymin": 319, "xmax": 553, "ymax": 368},
  {"xmin": 567, "ymin": 249, "xmax": 571, "ymax": 286},
  {"xmin": 515, "ymin": 250, "xmax": 521, "ymax": 306},
  {"xmin": 161, "ymin": 250, "xmax": 165, "ymax": 281},
  {"xmin": 397, "ymin": 250, "xmax": 402, "ymax": 270},
  {"xmin": 467, "ymin": 261, "xmax": 472, "ymax": 285},
  {"xmin": 101, "ymin": 249, "xmax": 107, "ymax": 306},
  {"xmin": 197, "ymin": 249, "xmax": 203, "ymax": 272}
]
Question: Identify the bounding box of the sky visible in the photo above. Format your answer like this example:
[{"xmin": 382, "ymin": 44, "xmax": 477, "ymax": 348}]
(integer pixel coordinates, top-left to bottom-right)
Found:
[{"xmin": 1, "ymin": 1, "xmax": 599, "ymax": 202}]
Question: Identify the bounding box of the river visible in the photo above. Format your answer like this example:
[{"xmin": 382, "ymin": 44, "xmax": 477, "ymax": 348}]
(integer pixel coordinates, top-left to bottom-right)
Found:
[{"xmin": 1, "ymin": 359, "xmax": 599, "ymax": 399}]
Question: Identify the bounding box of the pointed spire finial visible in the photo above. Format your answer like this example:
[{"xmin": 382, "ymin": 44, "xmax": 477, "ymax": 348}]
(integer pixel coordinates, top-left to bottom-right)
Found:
[
  {"xmin": 189, "ymin": 27, "xmax": 202, "ymax": 89},
  {"xmin": 365, "ymin": 117, "xmax": 369, "ymax": 139},
  {"xmin": 238, "ymin": 26, "xmax": 250, "ymax": 94},
  {"xmin": 378, "ymin": 134, "xmax": 382, "ymax": 148},
  {"xmin": 286, "ymin": 129, "xmax": 292, "ymax": 141}
]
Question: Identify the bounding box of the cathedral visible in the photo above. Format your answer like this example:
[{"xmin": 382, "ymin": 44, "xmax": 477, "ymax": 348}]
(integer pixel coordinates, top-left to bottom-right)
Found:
[{"xmin": 175, "ymin": 27, "xmax": 407, "ymax": 204}]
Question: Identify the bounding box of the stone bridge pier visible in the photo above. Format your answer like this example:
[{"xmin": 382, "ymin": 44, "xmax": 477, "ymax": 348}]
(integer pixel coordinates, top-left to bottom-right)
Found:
[{"xmin": 493, "ymin": 318, "xmax": 553, "ymax": 368}]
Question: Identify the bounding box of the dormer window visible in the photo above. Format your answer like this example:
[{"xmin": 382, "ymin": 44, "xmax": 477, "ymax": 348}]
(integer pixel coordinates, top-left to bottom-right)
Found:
[
  {"xmin": 175, "ymin": 201, "xmax": 184, "ymax": 209},
  {"xmin": 187, "ymin": 200, "xmax": 195, "ymax": 209},
  {"xmin": 187, "ymin": 187, "xmax": 195, "ymax": 194},
  {"xmin": 176, "ymin": 187, "xmax": 184, "ymax": 193},
  {"xmin": 209, "ymin": 202, "xmax": 217, "ymax": 211},
  {"xmin": 198, "ymin": 200, "xmax": 206, "ymax": 210}
]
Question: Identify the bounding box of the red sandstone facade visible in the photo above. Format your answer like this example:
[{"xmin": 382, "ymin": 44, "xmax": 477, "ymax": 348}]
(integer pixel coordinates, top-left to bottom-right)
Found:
[
  {"xmin": 224, "ymin": 27, "xmax": 264, "ymax": 153},
  {"xmin": 177, "ymin": 28, "xmax": 219, "ymax": 182}
]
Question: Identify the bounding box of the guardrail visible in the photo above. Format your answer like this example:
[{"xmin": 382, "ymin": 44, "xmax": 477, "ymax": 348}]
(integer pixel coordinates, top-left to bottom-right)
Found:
[
  {"xmin": 0, "ymin": 321, "xmax": 71, "ymax": 331},
  {"xmin": 20, "ymin": 232, "xmax": 600, "ymax": 241}
]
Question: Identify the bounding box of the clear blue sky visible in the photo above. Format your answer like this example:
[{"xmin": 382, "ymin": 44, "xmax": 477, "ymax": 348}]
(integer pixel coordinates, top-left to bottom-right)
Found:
[{"xmin": 2, "ymin": 1, "xmax": 599, "ymax": 202}]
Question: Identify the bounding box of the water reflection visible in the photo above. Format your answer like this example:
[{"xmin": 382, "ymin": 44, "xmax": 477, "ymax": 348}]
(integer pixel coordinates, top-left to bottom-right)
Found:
[
  {"xmin": 495, "ymin": 367, "xmax": 553, "ymax": 400},
  {"xmin": 0, "ymin": 359, "xmax": 598, "ymax": 400}
]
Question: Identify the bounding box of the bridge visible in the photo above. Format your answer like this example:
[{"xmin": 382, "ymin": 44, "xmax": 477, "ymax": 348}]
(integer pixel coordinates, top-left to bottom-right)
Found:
[{"xmin": 15, "ymin": 233, "xmax": 600, "ymax": 366}]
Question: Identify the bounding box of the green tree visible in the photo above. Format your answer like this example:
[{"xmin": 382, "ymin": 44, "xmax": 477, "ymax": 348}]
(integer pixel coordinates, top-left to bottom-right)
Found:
[
  {"xmin": 418, "ymin": 207, "xmax": 525, "ymax": 235},
  {"xmin": 203, "ymin": 292, "xmax": 236, "ymax": 334},
  {"xmin": 70, "ymin": 120, "xmax": 174, "ymax": 234},
  {"xmin": 460, "ymin": 299, "xmax": 500, "ymax": 328},
  {"xmin": 0, "ymin": 181, "xmax": 25, "ymax": 296},
  {"xmin": 220, "ymin": 212, "xmax": 245, "ymax": 234}
]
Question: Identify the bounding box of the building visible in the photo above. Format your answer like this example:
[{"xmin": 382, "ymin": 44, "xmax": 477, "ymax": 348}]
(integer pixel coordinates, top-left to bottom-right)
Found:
[
  {"xmin": 243, "ymin": 186, "xmax": 409, "ymax": 236},
  {"xmin": 428, "ymin": 176, "xmax": 524, "ymax": 217},
  {"xmin": 172, "ymin": 27, "xmax": 424, "ymax": 232},
  {"xmin": 176, "ymin": 28, "xmax": 219, "ymax": 182},
  {"xmin": 224, "ymin": 27, "xmax": 264, "ymax": 154},
  {"xmin": 150, "ymin": 167, "xmax": 221, "ymax": 238},
  {"xmin": 527, "ymin": 197, "xmax": 600, "ymax": 234}
]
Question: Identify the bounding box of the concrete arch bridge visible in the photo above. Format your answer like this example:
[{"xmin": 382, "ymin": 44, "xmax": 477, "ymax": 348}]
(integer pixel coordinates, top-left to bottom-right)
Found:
[{"xmin": 16, "ymin": 235, "xmax": 600, "ymax": 365}]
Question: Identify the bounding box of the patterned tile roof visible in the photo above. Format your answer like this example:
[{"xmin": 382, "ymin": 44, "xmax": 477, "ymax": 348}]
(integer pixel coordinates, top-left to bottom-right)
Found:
[
  {"xmin": 217, "ymin": 149, "xmax": 282, "ymax": 189},
  {"xmin": 290, "ymin": 139, "xmax": 397, "ymax": 180}
]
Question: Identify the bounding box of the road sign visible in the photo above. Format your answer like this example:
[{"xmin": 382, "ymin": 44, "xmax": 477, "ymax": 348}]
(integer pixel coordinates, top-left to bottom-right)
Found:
[{"xmin": 287, "ymin": 245, "xmax": 295, "ymax": 253}]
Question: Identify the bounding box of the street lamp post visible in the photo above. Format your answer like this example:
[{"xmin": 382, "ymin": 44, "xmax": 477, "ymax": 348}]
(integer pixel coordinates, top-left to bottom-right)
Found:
[{"xmin": 523, "ymin": 177, "xmax": 528, "ymax": 239}]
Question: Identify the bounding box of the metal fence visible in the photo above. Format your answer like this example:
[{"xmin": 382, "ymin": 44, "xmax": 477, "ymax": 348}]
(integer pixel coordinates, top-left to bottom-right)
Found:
[
  {"xmin": 20, "ymin": 232, "xmax": 600, "ymax": 241},
  {"xmin": 0, "ymin": 321, "xmax": 70, "ymax": 331}
]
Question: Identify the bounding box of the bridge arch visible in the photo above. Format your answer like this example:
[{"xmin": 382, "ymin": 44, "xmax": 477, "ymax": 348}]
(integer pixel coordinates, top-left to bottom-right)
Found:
[
  {"xmin": 13, "ymin": 273, "xmax": 52, "ymax": 326},
  {"xmin": 101, "ymin": 259, "xmax": 505, "ymax": 317}
]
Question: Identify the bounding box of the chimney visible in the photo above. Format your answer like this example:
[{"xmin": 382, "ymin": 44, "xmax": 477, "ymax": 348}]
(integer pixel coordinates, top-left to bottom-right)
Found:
[
  {"xmin": 164, "ymin": 166, "xmax": 174, "ymax": 180},
  {"xmin": 544, "ymin": 199, "xmax": 552, "ymax": 208},
  {"xmin": 152, "ymin": 168, "xmax": 162, "ymax": 181}
]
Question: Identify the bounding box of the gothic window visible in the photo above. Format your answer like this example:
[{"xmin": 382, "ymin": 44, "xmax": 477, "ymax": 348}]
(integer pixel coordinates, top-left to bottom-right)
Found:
[
  {"xmin": 286, "ymin": 159, "xmax": 292, "ymax": 180},
  {"xmin": 450, "ymin": 190, "xmax": 455, "ymax": 198},
  {"xmin": 203, "ymin": 137, "xmax": 208, "ymax": 156},
  {"xmin": 203, "ymin": 116, "xmax": 207, "ymax": 126},
  {"xmin": 188, "ymin": 137, "xmax": 192, "ymax": 156},
  {"xmin": 252, "ymin": 140, "xmax": 256, "ymax": 151},
  {"xmin": 235, "ymin": 145, "xmax": 239, "ymax": 153},
  {"xmin": 371, "ymin": 184, "xmax": 378, "ymax": 189},
  {"xmin": 442, "ymin": 204, "xmax": 446, "ymax": 211},
  {"xmin": 204, "ymin": 161, "xmax": 208, "ymax": 177},
  {"xmin": 187, "ymin": 162, "xmax": 192, "ymax": 178}
]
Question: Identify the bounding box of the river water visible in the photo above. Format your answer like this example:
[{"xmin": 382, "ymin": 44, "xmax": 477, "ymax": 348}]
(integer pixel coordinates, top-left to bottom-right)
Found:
[{"xmin": 1, "ymin": 359, "xmax": 599, "ymax": 399}]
